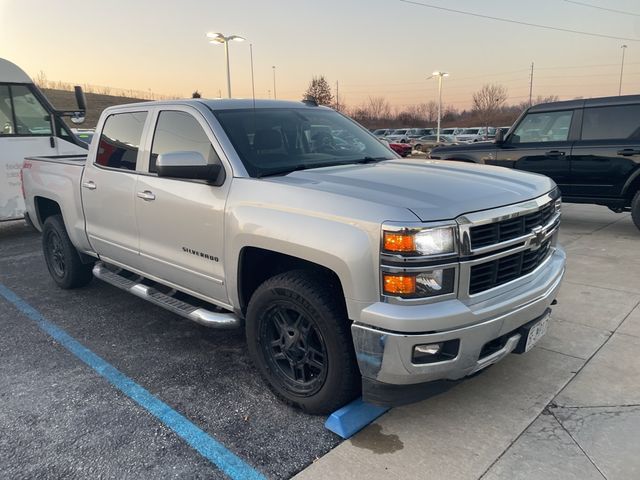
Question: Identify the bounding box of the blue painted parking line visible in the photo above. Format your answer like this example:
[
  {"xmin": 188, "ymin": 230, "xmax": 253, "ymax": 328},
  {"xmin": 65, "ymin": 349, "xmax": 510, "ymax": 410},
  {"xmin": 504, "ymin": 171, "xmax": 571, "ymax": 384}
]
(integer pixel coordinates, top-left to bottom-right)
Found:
[{"xmin": 0, "ymin": 283, "xmax": 266, "ymax": 480}]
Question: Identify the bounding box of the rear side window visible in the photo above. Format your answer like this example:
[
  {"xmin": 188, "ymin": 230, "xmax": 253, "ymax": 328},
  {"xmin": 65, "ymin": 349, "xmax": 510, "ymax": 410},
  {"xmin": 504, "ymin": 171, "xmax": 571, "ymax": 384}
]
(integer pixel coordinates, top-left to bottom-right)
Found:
[
  {"xmin": 581, "ymin": 105, "xmax": 640, "ymax": 141},
  {"xmin": 149, "ymin": 110, "xmax": 219, "ymax": 173},
  {"xmin": 96, "ymin": 112, "xmax": 147, "ymax": 171},
  {"xmin": 511, "ymin": 110, "xmax": 573, "ymax": 143}
]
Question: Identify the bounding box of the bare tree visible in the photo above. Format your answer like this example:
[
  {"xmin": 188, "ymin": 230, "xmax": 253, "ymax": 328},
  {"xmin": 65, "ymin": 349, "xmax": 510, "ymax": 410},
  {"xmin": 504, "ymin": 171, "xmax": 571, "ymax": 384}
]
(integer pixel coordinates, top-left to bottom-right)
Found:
[
  {"xmin": 472, "ymin": 84, "xmax": 508, "ymax": 127},
  {"xmin": 533, "ymin": 94, "xmax": 559, "ymax": 105},
  {"xmin": 366, "ymin": 96, "xmax": 392, "ymax": 120},
  {"xmin": 34, "ymin": 70, "xmax": 49, "ymax": 88},
  {"xmin": 304, "ymin": 75, "xmax": 334, "ymax": 106}
]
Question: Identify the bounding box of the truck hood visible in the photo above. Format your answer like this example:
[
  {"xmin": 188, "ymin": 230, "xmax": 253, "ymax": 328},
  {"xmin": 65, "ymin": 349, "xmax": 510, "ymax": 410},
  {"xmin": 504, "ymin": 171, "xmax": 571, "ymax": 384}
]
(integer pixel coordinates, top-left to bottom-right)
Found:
[{"xmin": 270, "ymin": 159, "xmax": 554, "ymax": 221}]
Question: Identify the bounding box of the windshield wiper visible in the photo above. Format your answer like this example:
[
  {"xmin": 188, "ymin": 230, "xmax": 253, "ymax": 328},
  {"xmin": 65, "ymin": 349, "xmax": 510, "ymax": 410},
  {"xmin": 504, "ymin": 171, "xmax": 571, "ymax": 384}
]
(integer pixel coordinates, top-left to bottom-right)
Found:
[
  {"xmin": 351, "ymin": 156, "xmax": 389, "ymax": 164},
  {"xmin": 256, "ymin": 157, "xmax": 390, "ymax": 178},
  {"xmin": 256, "ymin": 164, "xmax": 310, "ymax": 178}
]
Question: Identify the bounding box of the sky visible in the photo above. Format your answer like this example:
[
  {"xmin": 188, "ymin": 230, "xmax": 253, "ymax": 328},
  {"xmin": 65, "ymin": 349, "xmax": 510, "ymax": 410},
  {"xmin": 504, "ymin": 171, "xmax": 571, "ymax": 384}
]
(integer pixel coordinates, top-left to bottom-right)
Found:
[{"xmin": 1, "ymin": 0, "xmax": 639, "ymax": 110}]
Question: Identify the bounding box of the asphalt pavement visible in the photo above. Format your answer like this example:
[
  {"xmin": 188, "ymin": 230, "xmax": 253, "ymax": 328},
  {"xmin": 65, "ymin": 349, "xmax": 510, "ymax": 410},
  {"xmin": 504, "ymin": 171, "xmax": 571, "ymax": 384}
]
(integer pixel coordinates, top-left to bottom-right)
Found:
[{"xmin": 0, "ymin": 221, "xmax": 339, "ymax": 479}]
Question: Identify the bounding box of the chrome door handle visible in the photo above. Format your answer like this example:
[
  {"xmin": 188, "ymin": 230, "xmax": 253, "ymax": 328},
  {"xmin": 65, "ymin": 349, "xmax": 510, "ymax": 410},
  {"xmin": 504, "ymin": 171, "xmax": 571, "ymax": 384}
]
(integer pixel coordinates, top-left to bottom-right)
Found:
[
  {"xmin": 82, "ymin": 180, "xmax": 96, "ymax": 190},
  {"xmin": 137, "ymin": 190, "xmax": 156, "ymax": 201}
]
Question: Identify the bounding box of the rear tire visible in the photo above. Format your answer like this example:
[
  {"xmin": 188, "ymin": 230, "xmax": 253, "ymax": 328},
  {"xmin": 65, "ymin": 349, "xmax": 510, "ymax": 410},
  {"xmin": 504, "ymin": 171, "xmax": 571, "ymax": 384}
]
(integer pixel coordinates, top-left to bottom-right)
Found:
[
  {"xmin": 42, "ymin": 215, "xmax": 93, "ymax": 289},
  {"xmin": 245, "ymin": 270, "xmax": 360, "ymax": 414},
  {"xmin": 632, "ymin": 190, "xmax": 640, "ymax": 231}
]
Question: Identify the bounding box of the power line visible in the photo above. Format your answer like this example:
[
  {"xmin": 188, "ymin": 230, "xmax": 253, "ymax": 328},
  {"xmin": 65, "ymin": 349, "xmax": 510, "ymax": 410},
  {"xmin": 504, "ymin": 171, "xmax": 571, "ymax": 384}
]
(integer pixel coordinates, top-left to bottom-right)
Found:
[
  {"xmin": 563, "ymin": 0, "xmax": 640, "ymax": 17},
  {"xmin": 398, "ymin": 0, "xmax": 640, "ymax": 42}
]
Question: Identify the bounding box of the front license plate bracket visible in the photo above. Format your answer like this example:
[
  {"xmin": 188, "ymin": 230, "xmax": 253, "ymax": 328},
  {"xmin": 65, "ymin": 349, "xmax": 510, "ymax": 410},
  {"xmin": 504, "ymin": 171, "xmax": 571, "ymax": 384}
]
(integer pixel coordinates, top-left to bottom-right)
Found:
[{"xmin": 513, "ymin": 309, "xmax": 551, "ymax": 354}]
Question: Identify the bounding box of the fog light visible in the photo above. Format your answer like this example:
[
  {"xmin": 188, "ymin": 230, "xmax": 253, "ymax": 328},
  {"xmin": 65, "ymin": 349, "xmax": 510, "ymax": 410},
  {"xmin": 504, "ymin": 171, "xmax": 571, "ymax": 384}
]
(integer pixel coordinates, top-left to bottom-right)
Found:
[
  {"xmin": 414, "ymin": 343, "xmax": 442, "ymax": 356},
  {"xmin": 412, "ymin": 339, "xmax": 460, "ymax": 364}
]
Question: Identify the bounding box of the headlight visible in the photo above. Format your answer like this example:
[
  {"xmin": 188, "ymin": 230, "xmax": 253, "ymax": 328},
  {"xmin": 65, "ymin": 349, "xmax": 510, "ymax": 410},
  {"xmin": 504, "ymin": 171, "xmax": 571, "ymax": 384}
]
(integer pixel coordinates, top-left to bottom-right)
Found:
[
  {"xmin": 383, "ymin": 268, "xmax": 456, "ymax": 298},
  {"xmin": 383, "ymin": 226, "xmax": 456, "ymax": 256}
]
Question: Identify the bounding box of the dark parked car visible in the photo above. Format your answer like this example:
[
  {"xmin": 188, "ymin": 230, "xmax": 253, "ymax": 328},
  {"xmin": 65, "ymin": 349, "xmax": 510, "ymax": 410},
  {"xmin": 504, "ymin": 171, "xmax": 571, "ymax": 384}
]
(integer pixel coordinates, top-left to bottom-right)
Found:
[{"xmin": 430, "ymin": 95, "xmax": 640, "ymax": 230}]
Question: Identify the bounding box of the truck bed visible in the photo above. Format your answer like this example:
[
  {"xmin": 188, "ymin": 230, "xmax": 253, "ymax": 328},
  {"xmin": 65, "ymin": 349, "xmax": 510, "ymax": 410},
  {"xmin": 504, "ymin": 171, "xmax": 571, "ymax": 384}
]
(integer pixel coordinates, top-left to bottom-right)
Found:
[{"xmin": 22, "ymin": 154, "xmax": 90, "ymax": 251}]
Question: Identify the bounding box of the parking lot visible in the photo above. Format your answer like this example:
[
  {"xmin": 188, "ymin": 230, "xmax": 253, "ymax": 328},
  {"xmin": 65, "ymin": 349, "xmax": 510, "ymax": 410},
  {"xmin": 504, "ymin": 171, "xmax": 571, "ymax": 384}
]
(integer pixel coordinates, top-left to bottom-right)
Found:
[{"xmin": 1, "ymin": 203, "xmax": 639, "ymax": 479}]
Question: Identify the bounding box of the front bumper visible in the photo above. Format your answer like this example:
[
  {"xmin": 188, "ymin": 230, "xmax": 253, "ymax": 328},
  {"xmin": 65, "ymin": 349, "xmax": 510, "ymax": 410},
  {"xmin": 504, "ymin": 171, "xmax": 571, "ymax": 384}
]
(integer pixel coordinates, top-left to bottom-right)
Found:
[{"xmin": 352, "ymin": 247, "xmax": 565, "ymax": 404}]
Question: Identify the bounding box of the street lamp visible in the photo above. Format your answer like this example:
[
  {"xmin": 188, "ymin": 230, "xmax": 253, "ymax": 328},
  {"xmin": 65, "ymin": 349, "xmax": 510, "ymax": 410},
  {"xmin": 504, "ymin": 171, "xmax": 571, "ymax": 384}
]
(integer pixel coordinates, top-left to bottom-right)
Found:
[
  {"xmin": 206, "ymin": 32, "xmax": 245, "ymax": 98},
  {"xmin": 272, "ymin": 66, "xmax": 277, "ymax": 100},
  {"xmin": 619, "ymin": 45, "xmax": 628, "ymax": 96},
  {"xmin": 428, "ymin": 71, "xmax": 449, "ymax": 143}
]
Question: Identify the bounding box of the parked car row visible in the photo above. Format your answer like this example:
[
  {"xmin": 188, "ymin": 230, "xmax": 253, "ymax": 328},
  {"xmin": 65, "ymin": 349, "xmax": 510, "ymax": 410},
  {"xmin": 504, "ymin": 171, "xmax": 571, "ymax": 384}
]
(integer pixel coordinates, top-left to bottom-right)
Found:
[{"xmin": 372, "ymin": 126, "xmax": 512, "ymax": 146}]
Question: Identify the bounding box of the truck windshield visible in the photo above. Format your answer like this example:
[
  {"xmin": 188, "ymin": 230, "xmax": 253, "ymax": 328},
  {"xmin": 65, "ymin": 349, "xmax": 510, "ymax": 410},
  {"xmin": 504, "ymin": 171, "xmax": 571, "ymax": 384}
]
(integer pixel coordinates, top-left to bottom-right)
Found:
[{"xmin": 213, "ymin": 108, "xmax": 395, "ymax": 177}]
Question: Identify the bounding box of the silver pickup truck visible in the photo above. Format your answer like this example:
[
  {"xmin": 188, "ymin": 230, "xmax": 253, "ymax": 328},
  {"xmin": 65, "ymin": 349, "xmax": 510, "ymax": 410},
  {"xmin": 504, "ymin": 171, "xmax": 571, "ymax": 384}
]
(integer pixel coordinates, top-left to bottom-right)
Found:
[{"xmin": 22, "ymin": 99, "xmax": 565, "ymax": 414}]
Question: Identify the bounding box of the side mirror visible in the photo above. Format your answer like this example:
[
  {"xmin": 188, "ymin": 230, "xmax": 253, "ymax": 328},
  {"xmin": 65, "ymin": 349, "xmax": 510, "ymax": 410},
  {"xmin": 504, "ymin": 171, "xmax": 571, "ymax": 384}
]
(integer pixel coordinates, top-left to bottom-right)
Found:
[
  {"xmin": 57, "ymin": 86, "xmax": 87, "ymax": 124},
  {"xmin": 74, "ymin": 86, "xmax": 87, "ymax": 112},
  {"xmin": 494, "ymin": 129, "xmax": 505, "ymax": 144},
  {"xmin": 156, "ymin": 151, "xmax": 222, "ymax": 182}
]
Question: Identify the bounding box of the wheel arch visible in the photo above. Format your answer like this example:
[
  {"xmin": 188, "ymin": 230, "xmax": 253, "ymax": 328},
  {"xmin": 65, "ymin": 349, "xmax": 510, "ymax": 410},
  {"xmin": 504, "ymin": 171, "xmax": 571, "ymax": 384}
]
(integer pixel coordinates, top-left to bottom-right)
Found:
[{"xmin": 237, "ymin": 247, "xmax": 348, "ymax": 317}]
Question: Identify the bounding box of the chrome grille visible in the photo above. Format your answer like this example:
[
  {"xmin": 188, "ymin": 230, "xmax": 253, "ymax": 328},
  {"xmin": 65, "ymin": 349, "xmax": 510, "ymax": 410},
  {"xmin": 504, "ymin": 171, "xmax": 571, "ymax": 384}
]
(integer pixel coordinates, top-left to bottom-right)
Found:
[
  {"xmin": 470, "ymin": 201, "xmax": 555, "ymax": 249},
  {"xmin": 468, "ymin": 240, "xmax": 551, "ymax": 294}
]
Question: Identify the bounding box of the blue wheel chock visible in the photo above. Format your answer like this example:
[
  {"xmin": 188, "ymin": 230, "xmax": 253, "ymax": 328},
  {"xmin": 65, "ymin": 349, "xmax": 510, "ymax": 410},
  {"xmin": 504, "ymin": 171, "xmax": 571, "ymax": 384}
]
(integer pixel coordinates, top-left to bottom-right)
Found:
[{"xmin": 325, "ymin": 398, "xmax": 390, "ymax": 439}]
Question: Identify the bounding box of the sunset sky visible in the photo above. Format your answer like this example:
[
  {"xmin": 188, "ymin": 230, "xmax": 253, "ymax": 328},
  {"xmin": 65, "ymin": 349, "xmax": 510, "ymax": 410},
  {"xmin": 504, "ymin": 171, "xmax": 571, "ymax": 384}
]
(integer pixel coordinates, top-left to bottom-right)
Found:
[{"xmin": 1, "ymin": 0, "xmax": 639, "ymax": 110}]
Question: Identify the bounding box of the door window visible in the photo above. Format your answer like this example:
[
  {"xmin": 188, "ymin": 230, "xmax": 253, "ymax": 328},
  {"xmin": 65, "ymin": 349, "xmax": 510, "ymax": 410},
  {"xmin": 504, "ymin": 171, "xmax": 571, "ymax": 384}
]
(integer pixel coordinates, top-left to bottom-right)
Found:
[
  {"xmin": 0, "ymin": 84, "xmax": 53, "ymax": 136},
  {"xmin": 149, "ymin": 110, "xmax": 220, "ymax": 173},
  {"xmin": 96, "ymin": 112, "xmax": 147, "ymax": 171},
  {"xmin": 511, "ymin": 111, "xmax": 573, "ymax": 143},
  {"xmin": 10, "ymin": 85, "xmax": 52, "ymax": 135},
  {"xmin": 0, "ymin": 85, "xmax": 14, "ymax": 135},
  {"xmin": 581, "ymin": 105, "xmax": 640, "ymax": 140}
]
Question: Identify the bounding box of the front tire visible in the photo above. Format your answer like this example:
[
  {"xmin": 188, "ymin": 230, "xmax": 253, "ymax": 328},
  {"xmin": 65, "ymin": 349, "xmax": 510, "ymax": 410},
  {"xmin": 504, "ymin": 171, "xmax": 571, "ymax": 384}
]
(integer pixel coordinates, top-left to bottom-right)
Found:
[
  {"xmin": 632, "ymin": 190, "xmax": 640, "ymax": 231},
  {"xmin": 246, "ymin": 270, "xmax": 360, "ymax": 414},
  {"xmin": 42, "ymin": 215, "xmax": 93, "ymax": 289}
]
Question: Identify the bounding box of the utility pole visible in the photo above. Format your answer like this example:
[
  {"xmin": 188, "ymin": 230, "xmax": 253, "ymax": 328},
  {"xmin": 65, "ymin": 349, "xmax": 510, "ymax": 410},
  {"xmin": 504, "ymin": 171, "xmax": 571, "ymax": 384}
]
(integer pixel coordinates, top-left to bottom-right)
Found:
[
  {"xmin": 529, "ymin": 62, "xmax": 534, "ymax": 107},
  {"xmin": 335, "ymin": 80, "xmax": 339, "ymax": 111},
  {"xmin": 619, "ymin": 45, "xmax": 627, "ymax": 96},
  {"xmin": 250, "ymin": 44, "xmax": 256, "ymax": 105},
  {"xmin": 272, "ymin": 66, "xmax": 277, "ymax": 100}
]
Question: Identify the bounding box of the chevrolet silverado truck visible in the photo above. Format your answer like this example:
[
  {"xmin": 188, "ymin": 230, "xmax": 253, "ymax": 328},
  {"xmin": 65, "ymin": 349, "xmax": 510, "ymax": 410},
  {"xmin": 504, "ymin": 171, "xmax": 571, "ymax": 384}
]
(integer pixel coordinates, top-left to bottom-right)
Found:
[
  {"xmin": 430, "ymin": 95, "xmax": 640, "ymax": 231},
  {"xmin": 22, "ymin": 99, "xmax": 565, "ymax": 414}
]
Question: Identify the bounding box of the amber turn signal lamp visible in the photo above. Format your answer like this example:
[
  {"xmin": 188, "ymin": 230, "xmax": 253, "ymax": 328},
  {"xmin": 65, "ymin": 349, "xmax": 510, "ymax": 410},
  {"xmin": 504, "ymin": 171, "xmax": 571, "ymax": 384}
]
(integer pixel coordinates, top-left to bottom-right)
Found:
[
  {"xmin": 383, "ymin": 274, "xmax": 416, "ymax": 295},
  {"xmin": 383, "ymin": 232, "xmax": 415, "ymax": 252}
]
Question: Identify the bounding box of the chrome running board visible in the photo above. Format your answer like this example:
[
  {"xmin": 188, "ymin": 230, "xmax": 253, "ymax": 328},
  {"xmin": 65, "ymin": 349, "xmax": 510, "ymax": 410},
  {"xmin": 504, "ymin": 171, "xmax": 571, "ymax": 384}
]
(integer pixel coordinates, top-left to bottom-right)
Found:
[{"xmin": 93, "ymin": 262, "xmax": 240, "ymax": 329}]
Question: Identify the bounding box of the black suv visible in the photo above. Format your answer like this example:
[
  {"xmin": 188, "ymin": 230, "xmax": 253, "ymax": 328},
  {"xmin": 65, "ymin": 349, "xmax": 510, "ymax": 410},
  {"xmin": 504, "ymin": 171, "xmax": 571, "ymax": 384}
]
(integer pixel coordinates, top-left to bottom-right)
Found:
[{"xmin": 430, "ymin": 95, "xmax": 640, "ymax": 230}]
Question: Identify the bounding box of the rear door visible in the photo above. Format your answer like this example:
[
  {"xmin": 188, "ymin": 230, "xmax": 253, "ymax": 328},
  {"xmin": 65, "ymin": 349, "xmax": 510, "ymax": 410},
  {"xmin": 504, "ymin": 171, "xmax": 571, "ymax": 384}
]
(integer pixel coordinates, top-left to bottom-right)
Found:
[
  {"xmin": 569, "ymin": 103, "xmax": 640, "ymax": 198},
  {"xmin": 494, "ymin": 109, "xmax": 576, "ymax": 195},
  {"xmin": 82, "ymin": 109, "xmax": 149, "ymax": 268},
  {"xmin": 135, "ymin": 106, "xmax": 230, "ymax": 304}
]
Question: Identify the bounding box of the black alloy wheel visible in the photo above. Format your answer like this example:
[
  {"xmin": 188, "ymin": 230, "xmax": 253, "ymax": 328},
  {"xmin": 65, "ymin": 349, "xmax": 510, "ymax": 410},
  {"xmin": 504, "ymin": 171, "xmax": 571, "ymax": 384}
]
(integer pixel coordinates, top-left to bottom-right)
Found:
[
  {"xmin": 41, "ymin": 215, "xmax": 93, "ymax": 289},
  {"xmin": 245, "ymin": 270, "xmax": 361, "ymax": 414},
  {"xmin": 45, "ymin": 229, "xmax": 66, "ymax": 278},
  {"xmin": 260, "ymin": 303, "xmax": 328, "ymax": 396}
]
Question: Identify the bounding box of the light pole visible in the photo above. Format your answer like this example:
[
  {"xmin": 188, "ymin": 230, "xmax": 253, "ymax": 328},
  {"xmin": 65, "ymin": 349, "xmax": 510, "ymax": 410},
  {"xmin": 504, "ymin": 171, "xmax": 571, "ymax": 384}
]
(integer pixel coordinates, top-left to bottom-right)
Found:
[
  {"xmin": 206, "ymin": 32, "xmax": 246, "ymax": 98},
  {"xmin": 619, "ymin": 45, "xmax": 628, "ymax": 96},
  {"xmin": 429, "ymin": 71, "xmax": 449, "ymax": 142},
  {"xmin": 272, "ymin": 66, "xmax": 277, "ymax": 100}
]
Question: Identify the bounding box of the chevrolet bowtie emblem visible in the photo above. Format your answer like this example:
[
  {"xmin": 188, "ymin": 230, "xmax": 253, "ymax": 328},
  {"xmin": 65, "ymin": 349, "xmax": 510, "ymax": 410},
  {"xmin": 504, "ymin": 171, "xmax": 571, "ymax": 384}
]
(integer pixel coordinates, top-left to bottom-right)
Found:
[{"xmin": 530, "ymin": 226, "xmax": 545, "ymax": 248}]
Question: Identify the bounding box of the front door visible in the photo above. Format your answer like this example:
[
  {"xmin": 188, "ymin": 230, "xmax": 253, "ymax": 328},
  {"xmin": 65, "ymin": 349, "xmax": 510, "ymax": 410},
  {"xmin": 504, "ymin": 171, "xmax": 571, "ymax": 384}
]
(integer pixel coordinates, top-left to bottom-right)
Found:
[
  {"xmin": 495, "ymin": 109, "xmax": 576, "ymax": 195},
  {"xmin": 82, "ymin": 110, "xmax": 148, "ymax": 268},
  {"xmin": 135, "ymin": 108, "xmax": 229, "ymax": 305},
  {"xmin": 0, "ymin": 84, "xmax": 56, "ymax": 220}
]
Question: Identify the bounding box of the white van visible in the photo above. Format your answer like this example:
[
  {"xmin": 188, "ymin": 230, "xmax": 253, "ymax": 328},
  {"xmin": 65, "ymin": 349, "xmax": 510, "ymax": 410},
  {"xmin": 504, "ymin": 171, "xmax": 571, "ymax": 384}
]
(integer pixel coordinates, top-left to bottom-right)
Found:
[{"xmin": 1, "ymin": 57, "xmax": 88, "ymax": 222}]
